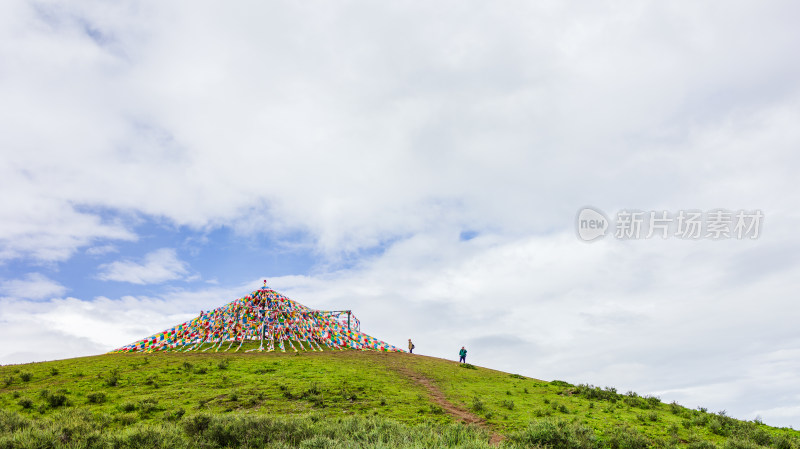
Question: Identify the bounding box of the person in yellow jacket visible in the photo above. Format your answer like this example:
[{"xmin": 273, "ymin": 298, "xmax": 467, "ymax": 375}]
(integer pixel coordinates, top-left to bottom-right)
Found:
[{"xmin": 408, "ymin": 339, "xmax": 415, "ymax": 354}]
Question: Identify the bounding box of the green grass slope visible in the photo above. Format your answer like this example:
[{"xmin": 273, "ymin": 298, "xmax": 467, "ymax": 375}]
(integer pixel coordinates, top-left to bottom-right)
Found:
[{"xmin": 1, "ymin": 343, "xmax": 798, "ymax": 448}]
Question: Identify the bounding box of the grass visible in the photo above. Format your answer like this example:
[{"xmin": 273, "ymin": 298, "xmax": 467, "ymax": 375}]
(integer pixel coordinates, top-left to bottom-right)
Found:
[{"xmin": 0, "ymin": 341, "xmax": 798, "ymax": 448}]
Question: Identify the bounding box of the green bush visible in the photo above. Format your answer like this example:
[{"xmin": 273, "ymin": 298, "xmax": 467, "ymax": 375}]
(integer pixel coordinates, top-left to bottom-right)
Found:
[
  {"xmin": 120, "ymin": 401, "xmax": 138, "ymax": 412},
  {"xmin": 723, "ymin": 438, "xmax": 768, "ymax": 449},
  {"xmin": 773, "ymin": 434, "xmax": 798, "ymax": 449},
  {"xmin": 105, "ymin": 369, "xmax": 120, "ymax": 387},
  {"xmin": 0, "ymin": 409, "xmax": 30, "ymax": 432},
  {"xmin": 471, "ymin": 397, "xmax": 485, "ymax": 412},
  {"xmin": 138, "ymin": 398, "xmax": 160, "ymax": 415},
  {"xmin": 687, "ymin": 441, "xmax": 718, "ymax": 449},
  {"xmin": 510, "ymin": 418, "xmax": 597, "ymax": 449},
  {"xmin": 576, "ymin": 384, "xmax": 620, "ymax": 402},
  {"xmin": 38, "ymin": 389, "xmax": 68, "ymax": 408},
  {"xmin": 17, "ymin": 398, "xmax": 33, "ymax": 409},
  {"xmin": 105, "ymin": 423, "xmax": 186, "ymax": 448},
  {"xmin": 645, "ymin": 395, "xmax": 661, "ymax": 407},
  {"xmin": 19, "ymin": 372, "xmax": 32, "ymax": 382},
  {"xmin": 429, "ymin": 404, "xmax": 445, "ymax": 414},
  {"xmin": 87, "ymin": 392, "xmax": 106, "ymax": 404},
  {"xmin": 605, "ymin": 426, "xmax": 650, "ymax": 449},
  {"xmin": 183, "ymin": 414, "xmax": 212, "ymax": 435}
]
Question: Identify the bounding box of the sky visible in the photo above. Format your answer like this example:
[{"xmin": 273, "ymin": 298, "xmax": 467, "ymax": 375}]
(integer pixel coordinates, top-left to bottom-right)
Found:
[{"xmin": 1, "ymin": 0, "xmax": 800, "ymax": 428}]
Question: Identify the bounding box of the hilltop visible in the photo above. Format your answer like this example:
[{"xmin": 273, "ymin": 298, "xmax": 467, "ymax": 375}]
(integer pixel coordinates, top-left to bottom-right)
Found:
[{"xmin": 1, "ymin": 347, "xmax": 798, "ymax": 448}]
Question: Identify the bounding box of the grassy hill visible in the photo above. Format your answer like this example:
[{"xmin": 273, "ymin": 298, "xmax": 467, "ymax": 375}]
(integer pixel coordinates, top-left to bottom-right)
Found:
[{"xmin": 1, "ymin": 343, "xmax": 798, "ymax": 448}]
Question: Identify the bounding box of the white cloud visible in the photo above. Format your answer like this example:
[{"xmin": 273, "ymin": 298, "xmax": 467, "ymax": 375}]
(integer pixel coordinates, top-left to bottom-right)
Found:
[
  {"xmin": 2, "ymin": 1, "xmax": 799, "ymax": 261},
  {"xmin": 0, "ymin": 273, "xmax": 67, "ymax": 300},
  {"xmin": 96, "ymin": 248, "xmax": 190, "ymax": 284},
  {"xmin": 85, "ymin": 244, "xmax": 118, "ymax": 256}
]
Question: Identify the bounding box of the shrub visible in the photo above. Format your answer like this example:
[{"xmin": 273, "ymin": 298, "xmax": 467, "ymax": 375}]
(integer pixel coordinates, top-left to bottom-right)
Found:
[
  {"xmin": 119, "ymin": 401, "xmax": 138, "ymax": 412},
  {"xmin": 687, "ymin": 441, "xmax": 718, "ymax": 449},
  {"xmin": 773, "ymin": 434, "xmax": 798, "ymax": 449},
  {"xmin": 724, "ymin": 438, "xmax": 767, "ymax": 449},
  {"xmin": 692, "ymin": 413, "xmax": 710, "ymax": 427},
  {"xmin": 105, "ymin": 369, "xmax": 119, "ymax": 387},
  {"xmin": 50, "ymin": 367, "xmax": 59, "ymax": 376},
  {"xmin": 729, "ymin": 423, "xmax": 773, "ymax": 447},
  {"xmin": 87, "ymin": 392, "xmax": 106, "ymax": 404},
  {"xmin": 459, "ymin": 363, "xmax": 477, "ymax": 370},
  {"xmin": 167, "ymin": 407, "xmax": 186, "ymax": 421},
  {"xmin": 17, "ymin": 398, "xmax": 33, "ymax": 409},
  {"xmin": 471, "ymin": 397, "xmax": 485, "ymax": 412},
  {"xmin": 501, "ymin": 399, "xmax": 515, "ymax": 410},
  {"xmin": 576, "ymin": 384, "xmax": 620, "ymax": 402},
  {"xmin": 138, "ymin": 398, "xmax": 159, "ymax": 415},
  {"xmin": 306, "ymin": 383, "xmax": 321, "ymax": 396},
  {"xmin": 645, "ymin": 395, "xmax": 661, "ymax": 408},
  {"xmin": 0, "ymin": 409, "xmax": 30, "ymax": 432},
  {"xmin": 510, "ymin": 373, "xmax": 526, "ymax": 379},
  {"xmin": 605, "ymin": 426, "xmax": 651, "ymax": 449},
  {"xmin": 709, "ymin": 418, "xmax": 725, "ymax": 435},
  {"xmin": 46, "ymin": 392, "xmax": 67, "ymax": 408},
  {"xmin": 183, "ymin": 414, "xmax": 212, "ymax": 435},
  {"xmin": 3, "ymin": 376, "xmax": 13, "ymax": 386},
  {"xmin": 19, "ymin": 372, "xmax": 32, "ymax": 382},
  {"xmin": 510, "ymin": 418, "xmax": 597, "ymax": 449},
  {"xmin": 116, "ymin": 412, "xmax": 138, "ymax": 426},
  {"xmin": 551, "ymin": 380, "xmax": 574, "ymax": 387},
  {"xmin": 105, "ymin": 422, "xmax": 185, "ymax": 448},
  {"xmin": 217, "ymin": 359, "xmax": 230, "ymax": 370}
]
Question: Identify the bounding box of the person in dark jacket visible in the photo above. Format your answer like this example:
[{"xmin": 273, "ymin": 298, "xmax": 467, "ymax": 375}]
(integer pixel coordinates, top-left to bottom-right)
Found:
[{"xmin": 459, "ymin": 346, "xmax": 467, "ymax": 363}]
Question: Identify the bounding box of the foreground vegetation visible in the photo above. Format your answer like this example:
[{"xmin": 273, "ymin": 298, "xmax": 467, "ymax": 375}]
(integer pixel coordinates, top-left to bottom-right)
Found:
[{"xmin": 0, "ymin": 343, "xmax": 798, "ymax": 448}]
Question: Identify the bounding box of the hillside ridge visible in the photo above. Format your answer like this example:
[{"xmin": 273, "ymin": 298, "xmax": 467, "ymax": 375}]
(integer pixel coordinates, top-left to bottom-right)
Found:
[{"xmin": 1, "ymin": 348, "xmax": 798, "ymax": 449}]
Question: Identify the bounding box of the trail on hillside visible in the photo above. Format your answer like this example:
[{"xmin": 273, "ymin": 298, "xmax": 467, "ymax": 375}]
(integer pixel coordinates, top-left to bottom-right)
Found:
[{"xmin": 385, "ymin": 356, "xmax": 504, "ymax": 446}]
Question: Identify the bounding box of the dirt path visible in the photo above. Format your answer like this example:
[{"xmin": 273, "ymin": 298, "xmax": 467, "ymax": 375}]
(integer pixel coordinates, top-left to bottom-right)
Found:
[{"xmin": 388, "ymin": 359, "xmax": 505, "ymax": 446}]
